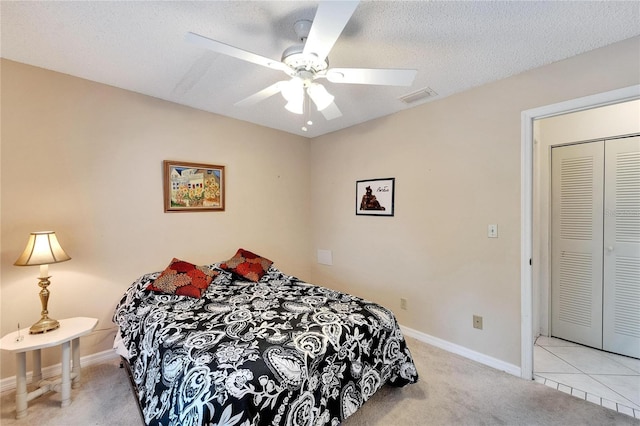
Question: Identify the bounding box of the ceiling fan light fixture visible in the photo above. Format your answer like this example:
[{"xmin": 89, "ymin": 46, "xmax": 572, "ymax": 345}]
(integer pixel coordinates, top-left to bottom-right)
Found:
[
  {"xmin": 281, "ymin": 78, "xmax": 304, "ymax": 101},
  {"xmin": 281, "ymin": 78, "xmax": 305, "ymax": 114},
  {"xmin": 307, "ymin": 83, "xmax": 334, "ymax": 111},
  {"xmin": 285, "ymin": 99, "xmax": 304, "ymax": 115}
]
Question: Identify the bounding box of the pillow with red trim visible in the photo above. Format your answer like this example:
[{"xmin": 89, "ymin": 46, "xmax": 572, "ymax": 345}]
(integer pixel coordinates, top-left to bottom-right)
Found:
[
  {"xmin": 147, "ymin": 258, "xmax": 219, "ymax": 298},
  {"xmin": 219, "ymin": 248, "xmax": 273, "ymax": 282}
]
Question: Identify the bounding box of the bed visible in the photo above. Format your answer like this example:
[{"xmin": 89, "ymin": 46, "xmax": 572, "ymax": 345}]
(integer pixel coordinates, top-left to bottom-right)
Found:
[{"xmin": 113, "ymin": 249, "xmax": 418, "ymax": 426}]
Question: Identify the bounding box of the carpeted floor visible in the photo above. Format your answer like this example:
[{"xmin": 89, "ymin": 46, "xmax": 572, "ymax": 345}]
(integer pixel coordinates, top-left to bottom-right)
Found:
[{"xmin": 1, "ymin": 337, "xmax": 638, "ymax": 425}]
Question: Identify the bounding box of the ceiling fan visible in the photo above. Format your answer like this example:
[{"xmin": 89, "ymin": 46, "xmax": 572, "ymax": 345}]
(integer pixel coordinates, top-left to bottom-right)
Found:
[{"xmin": 185, "ymin": 1, "xmax": 417, "ymax": 125}]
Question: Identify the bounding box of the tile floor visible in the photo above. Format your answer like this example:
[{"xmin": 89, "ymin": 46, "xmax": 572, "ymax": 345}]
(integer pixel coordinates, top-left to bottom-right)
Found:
[{"xmin": 533, "ymin": 335, "xmax": 640, "ymax": 419}]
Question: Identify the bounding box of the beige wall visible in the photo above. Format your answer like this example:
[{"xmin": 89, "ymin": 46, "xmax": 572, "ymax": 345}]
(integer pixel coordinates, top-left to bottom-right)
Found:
[
  {"xmin": 309, "ymin": 36, "xmax": 640, "ymax": 367},
  {"xmin": 0, "ymin": 59, "xmax": 311, "ymax": 378}
]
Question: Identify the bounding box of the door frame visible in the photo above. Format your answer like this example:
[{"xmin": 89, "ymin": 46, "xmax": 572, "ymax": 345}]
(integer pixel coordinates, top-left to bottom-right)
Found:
[{"xmin": 520, "ymin": 84, "xmax": 640, "ymax": 379}]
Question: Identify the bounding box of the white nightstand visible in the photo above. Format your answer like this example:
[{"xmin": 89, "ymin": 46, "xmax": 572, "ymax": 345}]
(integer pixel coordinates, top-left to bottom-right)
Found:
[{"xmin": 0, "ymin": 317, "xmax": 98, "ymax": 419}]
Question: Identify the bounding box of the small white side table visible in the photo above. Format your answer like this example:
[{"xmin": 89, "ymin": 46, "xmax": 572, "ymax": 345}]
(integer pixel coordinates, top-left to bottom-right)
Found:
[{"xmin": 0, "ymin": 317, "xmax": 98, "ymax": 419}]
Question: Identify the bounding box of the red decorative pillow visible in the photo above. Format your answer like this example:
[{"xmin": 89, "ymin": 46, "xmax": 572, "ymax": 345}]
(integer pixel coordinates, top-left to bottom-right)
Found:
[
  {"xmin": 147, "ymin": 258, "xmax": 219, "ymax": 298},
  {"xmin": 219, "ymin": 248, "xmax": 273, "ymax": 282}
]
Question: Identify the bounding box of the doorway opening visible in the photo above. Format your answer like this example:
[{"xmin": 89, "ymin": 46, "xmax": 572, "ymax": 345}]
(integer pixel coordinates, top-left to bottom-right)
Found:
[
  {"xmin": 534, "ymin": 122, "xmax": 639, "ymax": 413},
  {"xmin": 520, "ymin": 85, "xmax": 640, "ymax": 414}
]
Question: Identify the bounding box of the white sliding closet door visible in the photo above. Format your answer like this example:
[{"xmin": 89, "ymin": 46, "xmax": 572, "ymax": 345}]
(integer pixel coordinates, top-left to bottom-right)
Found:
[
  {"xmin": 551, "ymin": 142, "xmax": 605, "ymax": 349},
  {"xmin": 603, "ymin": 136, "xmax": 640, "ymax": 358}
]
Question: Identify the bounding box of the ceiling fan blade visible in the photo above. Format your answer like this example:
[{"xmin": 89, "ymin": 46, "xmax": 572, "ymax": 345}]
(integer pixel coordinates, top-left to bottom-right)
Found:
[
  {"xmin": 234, "ymin": 82, "xmax": 284, "ymax": 107},
  {"xmin": 326, "ymin": 68, "xmax": 417, "ymax": 86},
  {"xmin": 320, "ymin": 102, "xmax": 343, "ymax": 120},
  {"xmin": 303, "ymin": 1, "xmax": 359, "ymax": 62},
  {"xmin": 185, "ymin": 32, "xmax": 289, "ymax": 73}
]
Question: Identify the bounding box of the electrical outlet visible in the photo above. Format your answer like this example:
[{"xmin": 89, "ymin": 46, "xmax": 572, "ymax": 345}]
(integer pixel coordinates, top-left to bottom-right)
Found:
[
  {"xmin": 400, "ymin": 298, "xmax": 407, "ymax": 310},
  {"xmin": 473, "ymin": 315, "xmax": 483, "ymax": 330}
]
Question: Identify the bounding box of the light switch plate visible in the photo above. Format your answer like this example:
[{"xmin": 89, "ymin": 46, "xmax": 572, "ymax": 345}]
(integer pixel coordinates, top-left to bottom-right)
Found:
[{"xmin": 488, "ymin": 224, "xmax": 498, "ymax": 238}]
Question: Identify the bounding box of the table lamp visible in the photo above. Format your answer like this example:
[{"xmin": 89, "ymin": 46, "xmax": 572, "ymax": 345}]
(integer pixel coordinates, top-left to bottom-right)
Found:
[{"xmin": 14, "ymin": 231, "xmax": 71, "ymax": 334}]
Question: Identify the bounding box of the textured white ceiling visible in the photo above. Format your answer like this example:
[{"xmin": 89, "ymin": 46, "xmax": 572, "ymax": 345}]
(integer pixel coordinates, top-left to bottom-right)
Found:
[{"xmin": 2, "ymin": 1, "xmax": 639, "ymax": 138}]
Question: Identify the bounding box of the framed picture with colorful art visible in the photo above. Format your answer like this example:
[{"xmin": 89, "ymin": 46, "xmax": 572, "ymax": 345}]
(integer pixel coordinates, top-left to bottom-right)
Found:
[
  {"xmin": 356, "ymin": 177, "xmax": 395, "ymax": 216},
  {"xmin": 163, "ymin": 160, "xmax": 225, "ymax": 212}
]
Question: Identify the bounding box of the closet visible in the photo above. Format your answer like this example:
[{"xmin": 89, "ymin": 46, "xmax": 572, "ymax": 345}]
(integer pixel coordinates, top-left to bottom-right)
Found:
[{"xmin": 551, "ymin": 135, "xmax": 639, "ymax": 358}]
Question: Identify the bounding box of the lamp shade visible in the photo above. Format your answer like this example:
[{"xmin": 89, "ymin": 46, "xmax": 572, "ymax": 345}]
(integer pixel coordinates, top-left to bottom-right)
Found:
[{"xmin": 14, "ymin": 231, "xmax": 71, "ymax": 266}]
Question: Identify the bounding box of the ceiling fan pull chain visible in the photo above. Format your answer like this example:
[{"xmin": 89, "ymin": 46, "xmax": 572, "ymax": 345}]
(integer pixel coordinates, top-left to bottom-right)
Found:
[{"xmin": 302, "ymin": 95, "xmax": 312, "ymax": 132}]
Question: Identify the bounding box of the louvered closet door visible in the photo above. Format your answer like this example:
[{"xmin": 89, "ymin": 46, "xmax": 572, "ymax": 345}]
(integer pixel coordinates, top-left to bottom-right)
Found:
[
  {"xmin": 603, "ymin": 136, "xmax": 640, "ymax": 358},
  {"xmin": 551, "ymin": 142, "xmax": 605, "ymax": 349}
]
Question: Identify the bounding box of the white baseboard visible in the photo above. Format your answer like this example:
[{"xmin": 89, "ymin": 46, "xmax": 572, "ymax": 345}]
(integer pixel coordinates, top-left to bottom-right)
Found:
[
  {"xmin": 400, "ymin": 324, "xmax": 522, "ymax": 377},
  {"xmin": 0, "ymin": 349, "xmax": 119, "ymax": 393}
]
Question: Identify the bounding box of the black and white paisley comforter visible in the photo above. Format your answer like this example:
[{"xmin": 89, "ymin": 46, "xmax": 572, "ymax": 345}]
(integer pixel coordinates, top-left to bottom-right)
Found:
[{"xmin": 113, "ymin": 265, "xmax": 418, "ymax": 426}]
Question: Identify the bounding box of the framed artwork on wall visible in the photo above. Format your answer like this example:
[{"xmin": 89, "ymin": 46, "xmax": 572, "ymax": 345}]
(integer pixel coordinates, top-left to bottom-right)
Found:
[
  {"xmin": 356, "ymin": 178, "xmax": 395, "ymax": 216},
  {"xmin": 163, "ymin": 160, "xmax": 225, "ymax": 212}
]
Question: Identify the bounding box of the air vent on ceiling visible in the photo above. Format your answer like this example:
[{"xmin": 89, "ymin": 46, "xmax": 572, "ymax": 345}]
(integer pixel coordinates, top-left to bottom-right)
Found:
[{"xmin": 399, "ymin": 87, "xmax": 438, "ymax": 104}]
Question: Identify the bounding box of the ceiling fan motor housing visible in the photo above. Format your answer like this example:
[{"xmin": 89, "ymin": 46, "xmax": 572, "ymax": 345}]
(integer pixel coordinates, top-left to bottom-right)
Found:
[{"xmin": 282, "ymin": 45, "xmax": 329, "ymax": 78}]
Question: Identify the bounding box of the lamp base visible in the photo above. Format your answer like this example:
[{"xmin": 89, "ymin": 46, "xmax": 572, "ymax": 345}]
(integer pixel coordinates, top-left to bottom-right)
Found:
[
  {"xmin": 29, "ymin": 274, "xmax": 60, "ymax": 334},
  {"xmin": 29, "ymin": 317, "xmax": 60, "ymax": 334}
]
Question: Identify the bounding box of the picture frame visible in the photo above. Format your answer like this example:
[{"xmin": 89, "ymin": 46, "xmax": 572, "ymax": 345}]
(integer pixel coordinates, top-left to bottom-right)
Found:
[
  {"xmin": 163, "ymin": 160, "xmax": 225, "ymax": 212},
  {"xmin": 356, "ymin": 178, "xmax": 395, "ymax": 216}
]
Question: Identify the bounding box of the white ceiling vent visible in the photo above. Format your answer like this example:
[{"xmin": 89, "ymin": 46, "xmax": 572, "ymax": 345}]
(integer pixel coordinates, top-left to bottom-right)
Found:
[{"xmin": 399, "ymin": 87, "xmax": 438, "ymax": 104}]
